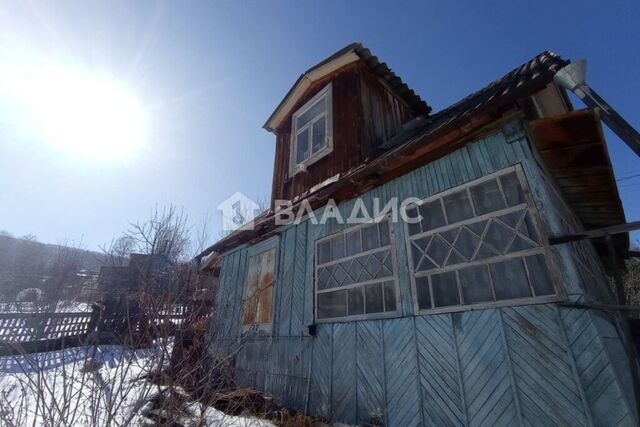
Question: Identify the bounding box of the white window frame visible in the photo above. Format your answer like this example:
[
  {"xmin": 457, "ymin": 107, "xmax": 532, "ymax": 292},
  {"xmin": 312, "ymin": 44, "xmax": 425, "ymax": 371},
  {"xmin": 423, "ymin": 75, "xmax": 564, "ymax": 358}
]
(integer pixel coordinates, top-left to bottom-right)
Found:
[
  {"xmin": 314, "ymin": 214, "xmax": 401, "ymax": 323},
  {"xmin": 403, "ymin": 165, "xmax": 565, "ymax": 315},
  {"xmin": 289, "ymin": 83, "xmax": 333, "ymax": 177}
]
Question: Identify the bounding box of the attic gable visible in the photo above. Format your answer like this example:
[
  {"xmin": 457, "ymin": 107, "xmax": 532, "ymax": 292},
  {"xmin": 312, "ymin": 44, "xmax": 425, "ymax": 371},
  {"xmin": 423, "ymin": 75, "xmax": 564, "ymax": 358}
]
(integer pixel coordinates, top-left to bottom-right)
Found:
[{"xmin": 263, "ymin": 42, "xmax": 430, "ymax": 133}]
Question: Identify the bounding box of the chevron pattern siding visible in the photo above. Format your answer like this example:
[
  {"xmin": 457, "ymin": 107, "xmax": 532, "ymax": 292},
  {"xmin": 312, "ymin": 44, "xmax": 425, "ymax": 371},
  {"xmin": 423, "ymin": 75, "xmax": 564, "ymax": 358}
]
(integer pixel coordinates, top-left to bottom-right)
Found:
[
  {"xmin": 455, "ymin": 309, "xmax": 519, "ymax": 427},
  {"xmin": 290, "ymin": 223, "xmax": 307, "ymax": 336},
  {"xmin": 384, "ymin": 317, "xmax": 421, "ymax": 427},
  {"xmin": 560, "ymin": 308, "xmax": 635, "ymax": 426},
  {"xmin": 502, "ymin": 306, "xmax": 588, "ymax": 426},
  {"xmin": 276, "ymin": 228, "xmax": 296, "ymax": 336},
  {"xmin": 332, "ymin": 322, "xmax": 356, "ymax": 424},
  {"xmin": 356, "ymin": 320, "xmax": 385, "ymax": 425},
  {"xmin": 309, "ymin": 323, "xmax": 332, "ymax": 419},
  {"xmin": 415, "ymin": 314, "xmax": 467, "ymax": 426}
]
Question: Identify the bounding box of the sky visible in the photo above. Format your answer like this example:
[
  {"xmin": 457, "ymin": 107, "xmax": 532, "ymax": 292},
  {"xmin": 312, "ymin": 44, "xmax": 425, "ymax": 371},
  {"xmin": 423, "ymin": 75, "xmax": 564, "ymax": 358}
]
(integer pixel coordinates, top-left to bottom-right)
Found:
[{"xmin": 0, "ymin": 0, "xmax": 639, "ymax": 252}]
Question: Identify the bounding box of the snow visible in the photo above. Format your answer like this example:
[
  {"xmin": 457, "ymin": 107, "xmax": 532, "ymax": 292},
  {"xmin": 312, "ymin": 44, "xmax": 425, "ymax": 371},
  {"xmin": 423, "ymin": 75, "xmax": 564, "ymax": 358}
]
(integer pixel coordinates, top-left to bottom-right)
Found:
[{"xmin": 0, "ymin": 345, "xmax": 274, "ymax": 427}]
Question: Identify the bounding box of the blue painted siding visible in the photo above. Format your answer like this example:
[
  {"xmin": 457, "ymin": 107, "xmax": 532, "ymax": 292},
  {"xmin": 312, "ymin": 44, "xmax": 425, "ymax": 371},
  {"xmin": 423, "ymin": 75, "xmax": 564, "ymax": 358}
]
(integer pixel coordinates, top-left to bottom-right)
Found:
[{"xmin": 209, "ymin": 123, "xmax": 637, "ymax": 426}]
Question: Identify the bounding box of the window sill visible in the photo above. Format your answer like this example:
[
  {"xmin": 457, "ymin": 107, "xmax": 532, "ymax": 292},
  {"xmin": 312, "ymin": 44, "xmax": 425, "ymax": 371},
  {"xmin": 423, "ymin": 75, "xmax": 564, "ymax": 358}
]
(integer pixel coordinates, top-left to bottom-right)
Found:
[
  {"xmin": 414, "ymin": 294, "xmax": 566, "ymax": 316},
  {"xmin": 315, "ymin": 310, "xmax": 401, "ymax": 324},
  {"xmin": 289, "ymin": 144, "xmax": 332, "ymax": 178}
]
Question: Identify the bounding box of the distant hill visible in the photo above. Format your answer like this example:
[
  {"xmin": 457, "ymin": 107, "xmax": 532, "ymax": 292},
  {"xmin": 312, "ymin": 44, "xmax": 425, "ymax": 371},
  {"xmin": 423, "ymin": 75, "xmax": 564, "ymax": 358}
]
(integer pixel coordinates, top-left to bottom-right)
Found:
[{"xmin": 0, "ymin": 234, "xmax": 109, "ymax": 300}]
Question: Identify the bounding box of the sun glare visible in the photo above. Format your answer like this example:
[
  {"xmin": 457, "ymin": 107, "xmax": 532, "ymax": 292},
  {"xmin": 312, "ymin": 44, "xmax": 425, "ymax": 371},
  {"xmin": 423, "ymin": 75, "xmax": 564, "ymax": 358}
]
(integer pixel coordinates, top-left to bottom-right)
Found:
[{"xmin": 2, "ymin": 63, "xmax": 148, "ymax": 161}]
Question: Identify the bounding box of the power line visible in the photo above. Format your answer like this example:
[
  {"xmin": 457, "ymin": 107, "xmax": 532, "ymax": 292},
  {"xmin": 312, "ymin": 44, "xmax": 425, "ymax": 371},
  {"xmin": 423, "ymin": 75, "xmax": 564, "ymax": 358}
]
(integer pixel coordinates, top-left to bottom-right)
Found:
[{"xmin": 616, "ymin": 173, "xmax": 640, "ymax": 182}]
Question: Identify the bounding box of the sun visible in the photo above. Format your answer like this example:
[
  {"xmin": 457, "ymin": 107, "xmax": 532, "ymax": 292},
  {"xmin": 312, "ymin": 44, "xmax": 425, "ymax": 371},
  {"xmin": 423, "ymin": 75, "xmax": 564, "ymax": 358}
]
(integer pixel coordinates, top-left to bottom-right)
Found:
[{"xmin": 3, "ymin": 64, "xmax": 148, "ymax": 161}]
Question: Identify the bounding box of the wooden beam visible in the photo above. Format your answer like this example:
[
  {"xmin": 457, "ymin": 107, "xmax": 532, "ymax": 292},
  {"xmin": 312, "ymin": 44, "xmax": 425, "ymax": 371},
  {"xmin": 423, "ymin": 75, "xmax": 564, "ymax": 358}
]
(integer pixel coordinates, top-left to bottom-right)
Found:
[{"xmin": 548, "ymin": 220, "xmax": 640, "ymax": 245}]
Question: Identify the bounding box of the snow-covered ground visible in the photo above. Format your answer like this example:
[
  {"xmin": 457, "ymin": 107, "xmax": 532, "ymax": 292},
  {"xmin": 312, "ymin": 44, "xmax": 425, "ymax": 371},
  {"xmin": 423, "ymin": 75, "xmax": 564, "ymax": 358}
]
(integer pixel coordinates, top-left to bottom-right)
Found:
[{"xmin": 0, "ymin": 345, "xmax": 273, "ymax": 426}]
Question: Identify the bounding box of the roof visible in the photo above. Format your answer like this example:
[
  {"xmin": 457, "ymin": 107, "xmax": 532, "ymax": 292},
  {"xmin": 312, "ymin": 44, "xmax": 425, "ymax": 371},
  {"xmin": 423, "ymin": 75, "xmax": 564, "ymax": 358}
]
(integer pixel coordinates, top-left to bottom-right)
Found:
[
  {"xmin": 263, "ymin": 42, "xmax": 430, "ymax": 133},
  {"xmin": 197, "ymin": 50, "xmax": 625, "ymax": 261},
  {"xmin": 381, "ymin": 51, "xmax": 569, "ymax": 150}
]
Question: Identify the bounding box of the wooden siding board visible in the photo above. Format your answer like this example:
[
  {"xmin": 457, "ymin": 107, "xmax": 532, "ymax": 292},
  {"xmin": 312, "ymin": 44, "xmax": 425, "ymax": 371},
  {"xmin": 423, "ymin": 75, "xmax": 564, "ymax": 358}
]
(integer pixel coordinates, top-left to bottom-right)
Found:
[
  {"xmin": 331, "ymin": 322, "xmax": 357, "ymax": 424},
  {"xmin": 229, "ymin": 250, "xmax": 248, "ymax": 338},
  {"xmin": 303, "ymin": 219, "xmax": 320, "ymax": 331},
  {"xmin": 560, "ymin": 307, "xmax": 634, "ymax": 426},
  {"xmin": 455, "ymin": 309, "xmax": 519, "ymax": 427},
  {"xmin": 309, "ymin": 323, "xmax": 332, "ymax": 418},
  {"xmin": 384, "ymin": 317, "xmax": 421, "ymax": 427},
  {"xmin": 356, "ymin": 320, "xmax": 386, "ymax": 425},
  {"xmin": 290, "ymin": 222, "xmax": 308, "ymax": 336},
  {"xmin": 501, "ymin": 306, "xmax": 588, "ymax": 426},
  {"xmin": 276, "ymin": 228, "xmax": 296, "ymax": 336},
  {"xmin": 415, "ymin": 314, "xmax": 466, "ymax": 426}
]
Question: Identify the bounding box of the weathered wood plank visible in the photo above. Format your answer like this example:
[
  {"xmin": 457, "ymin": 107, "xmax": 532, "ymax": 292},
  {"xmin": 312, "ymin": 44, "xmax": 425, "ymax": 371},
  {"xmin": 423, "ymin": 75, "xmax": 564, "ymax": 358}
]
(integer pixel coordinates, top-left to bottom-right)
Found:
[{"xmin": 356, "ymin": 320, "xmax": 385, "ymax": 425}]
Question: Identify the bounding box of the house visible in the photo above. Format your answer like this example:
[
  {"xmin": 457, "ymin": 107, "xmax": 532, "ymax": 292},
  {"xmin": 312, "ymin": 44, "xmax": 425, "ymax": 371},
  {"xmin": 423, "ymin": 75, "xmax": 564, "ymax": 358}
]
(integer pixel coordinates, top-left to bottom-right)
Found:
[
  {"xmin": 97, "ymin": 252, "xmax": 171, "ymax": 301},
  {"xmin": 198, "ymin": 43, "xmax": 639, "ymax": 426}
]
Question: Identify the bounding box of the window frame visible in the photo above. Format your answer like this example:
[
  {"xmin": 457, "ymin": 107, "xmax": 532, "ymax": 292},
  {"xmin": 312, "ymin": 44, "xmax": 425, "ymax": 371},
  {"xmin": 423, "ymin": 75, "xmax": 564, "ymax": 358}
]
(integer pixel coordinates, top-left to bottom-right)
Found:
[
  {"xmin": 403, "ymin": 165, "xmax": 565, "ymax": 315},
  {"xmin": 241, "ymin": 236, "xmax": 279, "ymax": 334},
  {"xmin": 314, "ymin": 214, "xmax": 401, "ymax": 323},
  {"xmin": 289, "ymin": 83, "xmax": 333, "ymax": 177}
]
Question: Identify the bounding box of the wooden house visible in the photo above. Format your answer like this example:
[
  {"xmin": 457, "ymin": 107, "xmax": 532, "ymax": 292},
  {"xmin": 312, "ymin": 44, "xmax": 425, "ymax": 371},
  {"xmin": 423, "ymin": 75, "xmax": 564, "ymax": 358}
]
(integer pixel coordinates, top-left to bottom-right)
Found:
[{"xmin": 199, "ymin": 43, "xmax": 638, "ymax": 426}]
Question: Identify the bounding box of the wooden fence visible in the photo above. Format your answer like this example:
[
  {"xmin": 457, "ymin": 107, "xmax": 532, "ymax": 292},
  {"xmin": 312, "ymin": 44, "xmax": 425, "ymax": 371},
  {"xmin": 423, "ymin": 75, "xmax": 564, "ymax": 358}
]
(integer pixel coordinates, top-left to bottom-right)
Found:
[{"xmin": 0, "ymin": 303, "xmax": 202, "ymax": 356}]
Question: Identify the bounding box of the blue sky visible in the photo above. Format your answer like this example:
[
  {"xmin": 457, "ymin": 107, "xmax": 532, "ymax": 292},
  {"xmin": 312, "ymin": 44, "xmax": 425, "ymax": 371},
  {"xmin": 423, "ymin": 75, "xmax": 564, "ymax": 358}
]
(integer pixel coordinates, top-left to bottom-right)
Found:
[{"xmin": 0, "ymin": 0, "xmax": 638, "ymax": 251}]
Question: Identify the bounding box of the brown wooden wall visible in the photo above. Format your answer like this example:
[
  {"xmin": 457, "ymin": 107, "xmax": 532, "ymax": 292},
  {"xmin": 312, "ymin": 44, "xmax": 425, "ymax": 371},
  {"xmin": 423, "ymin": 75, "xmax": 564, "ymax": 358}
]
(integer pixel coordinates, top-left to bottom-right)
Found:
[{"xmin": 270, "ymin": 61, "xmax": 419, "ymax": 206}]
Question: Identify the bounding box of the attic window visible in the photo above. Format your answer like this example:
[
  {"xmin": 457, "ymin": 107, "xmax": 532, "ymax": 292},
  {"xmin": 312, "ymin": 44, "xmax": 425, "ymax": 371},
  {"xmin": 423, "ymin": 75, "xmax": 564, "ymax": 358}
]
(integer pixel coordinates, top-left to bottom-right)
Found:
[{"xmin": 290, "ymin": 83, "xmax": 333, "ymax": 175}]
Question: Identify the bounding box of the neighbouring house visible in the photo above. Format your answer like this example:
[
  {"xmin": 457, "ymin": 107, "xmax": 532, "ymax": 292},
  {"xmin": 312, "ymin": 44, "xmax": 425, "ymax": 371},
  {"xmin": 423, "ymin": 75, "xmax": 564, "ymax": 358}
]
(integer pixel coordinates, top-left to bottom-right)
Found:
[
  {"xmin": 198, "ymin": 43, "xmax": 639, "ymax": 426},
  {"xmin": 97, "ymin": 252, "xmax": 171, "ymax": 301}
]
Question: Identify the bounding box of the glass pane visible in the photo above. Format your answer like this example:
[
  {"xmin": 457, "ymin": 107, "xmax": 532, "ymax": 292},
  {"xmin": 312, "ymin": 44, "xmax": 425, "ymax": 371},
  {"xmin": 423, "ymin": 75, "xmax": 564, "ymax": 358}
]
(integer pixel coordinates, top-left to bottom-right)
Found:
[
  {"xmin": 331, "ymin": 235, "xmax": 345, "ymax": 261},
  {"xmin": 431, "ymin": 271, "xmax": 460, "ymax": 307},
  {"xmin": 372, "ymin": 251, "xmax": 393, "ymax": 279},
  {"xmin": 345, "ymin": 229, "xmax": 362, "ymax": 256},
  {"xmin": 500, "ymin": 172, "xmax": 524, "ymax": 206},
  {"xmin": 257, "ymin": 286, "xmax": 273, "ymax": 323},
  {"xmin": 317, "ymin": 290, "xmax": 347, "ymax": 319},
  {"xmin": 484, "ymin": 220, "xmax": 515, "ymax": 254},
  {"xmin": 242, "ymin": 295, "xmax": 258, "ymax": 325},
  {"xmin": 318, "ymin": 241, "xmax": 331, "ymax": 264},
  {"xmin": 362, "ymin": 224, "xmax": 380, "ymax": 251},
  {"xmin": 455, "ymin": 227, "xmax": 480, "ymax": 260},
  {"xmin": 296, "ymin": 97, "xmax": 325, "ymax": 128},
  {"xmin": 443, "ymin": 190, "xmax": 474, "ymax": 224},
  {"xmin": 518, "ymin": 212, "xmax": 539, "ymax": 243},
  {"xmin": 312, "ymin": 116, "xmax": 326, "ymax": 153},
  {"xmin": 470, "ymin": 179, "xmax": 506, "ymax": 215},
  {"xmin": 378, "ymin": 220, "xmax": 390, "ymax": 247},
  {"xmin": 332, "ymin": 262, "xmax": 348, "ymax": 286},
  {"xmin": 348, "ymin": 287, "xmax": 365, "ymax": 316},
  {"xmin": 426, "ymin": 235, "xmax": 450, "ymax": 267},
  {"xmin": 415, "ymin": 276, "xmax": 432, "ymax": 310},
  {"xmin": 411, "ymin": 237, "xmax": 430, "ymax": 269},
  {"xmin": 526, "ymin": 254, "xmax": 555, "ymax": 296},
  {"xmin": 365, "ymin": 283, "xmax": 384, "ymax": 313},
  {"xmin": 317, "ymin": 267, "xmax": 331, "ymax": 289},
  {"xmin": 347, "ymin": 258, "xmax": 364, "ymax": 282},
  {"xmin": 490, "ymin": 258, "xmax": 531, "ymax": 300},
  {"xmin": 245, "ymin": 254, "xmax": 261, "ymax": 298},
  {"xmin": 364, "ymin": 254, "xmax": 383, "ymax": 279},
  {"xmin": 419, "ymin": 200, "xmax": 446, "ymax": 231},
  {"xmin": 406, "ymin": 206, "xmax": 422, "ymax": 235},
  {"xmin": 296, "ymin": 129, "xmax": 310, "ymax": 163},
  {"xmin": 459, "ymin": 265, "xmax": 494, "ymax": 304},
  {"xmin": 383, "ymin": 281, "xmax": 396, "ymax": 312}
]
